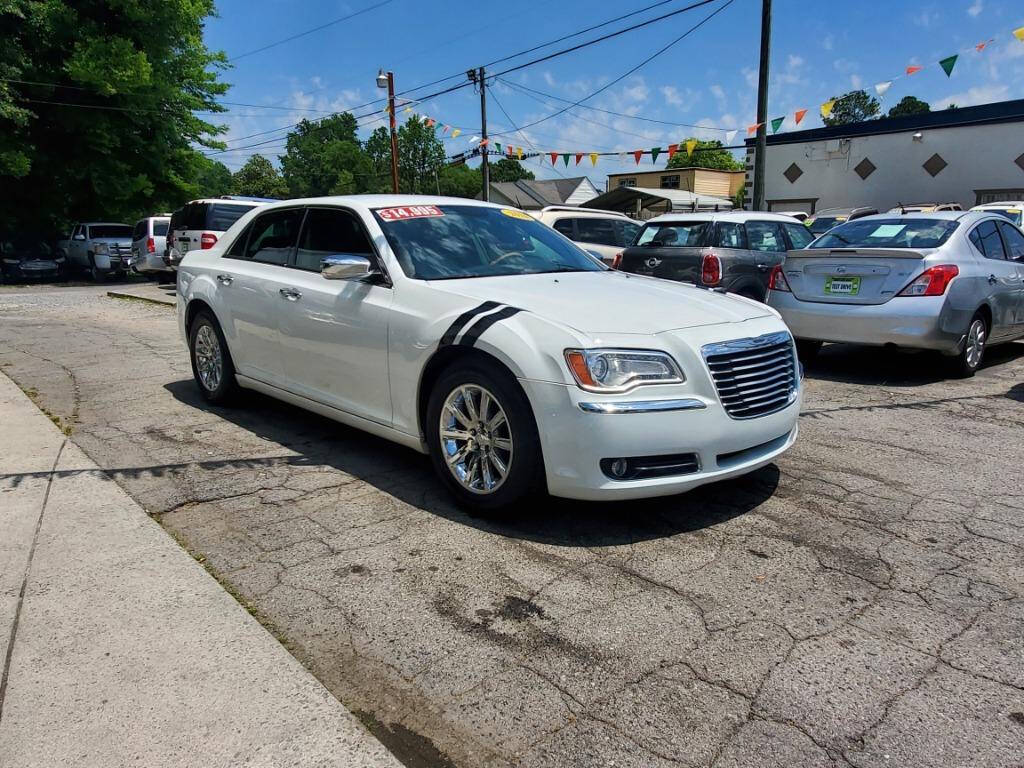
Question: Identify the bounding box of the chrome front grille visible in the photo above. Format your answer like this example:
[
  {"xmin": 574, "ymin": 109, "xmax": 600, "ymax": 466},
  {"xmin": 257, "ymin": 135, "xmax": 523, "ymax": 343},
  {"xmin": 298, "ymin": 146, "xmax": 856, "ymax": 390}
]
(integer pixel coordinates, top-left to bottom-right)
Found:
[{"xmin": 702, "ymin": 331, "xmax": 798, "ymax": 419}]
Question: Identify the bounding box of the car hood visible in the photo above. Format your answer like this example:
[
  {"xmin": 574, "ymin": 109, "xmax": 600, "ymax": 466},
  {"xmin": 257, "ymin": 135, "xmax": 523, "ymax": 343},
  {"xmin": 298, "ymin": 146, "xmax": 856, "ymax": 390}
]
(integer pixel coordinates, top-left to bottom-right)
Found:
[{"xmin": 429, "ymin": 271, "xmax": 772, "ymax": 335}]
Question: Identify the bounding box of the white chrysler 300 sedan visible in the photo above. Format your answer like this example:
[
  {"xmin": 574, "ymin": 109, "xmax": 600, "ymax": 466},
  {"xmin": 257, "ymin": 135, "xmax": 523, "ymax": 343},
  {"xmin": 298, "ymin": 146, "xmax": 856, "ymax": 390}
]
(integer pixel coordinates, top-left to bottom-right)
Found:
[{"xmin": 177, "ymin": 196, "xmax": 801, "ymax": 511}]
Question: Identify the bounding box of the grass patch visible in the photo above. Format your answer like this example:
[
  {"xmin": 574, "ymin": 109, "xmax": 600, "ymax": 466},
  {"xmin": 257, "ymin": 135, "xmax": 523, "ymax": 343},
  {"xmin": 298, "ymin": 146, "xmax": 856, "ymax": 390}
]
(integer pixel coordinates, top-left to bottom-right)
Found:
[{"xmin": 16, "ymin": 382, "xmax": 74, "ymax": 435}]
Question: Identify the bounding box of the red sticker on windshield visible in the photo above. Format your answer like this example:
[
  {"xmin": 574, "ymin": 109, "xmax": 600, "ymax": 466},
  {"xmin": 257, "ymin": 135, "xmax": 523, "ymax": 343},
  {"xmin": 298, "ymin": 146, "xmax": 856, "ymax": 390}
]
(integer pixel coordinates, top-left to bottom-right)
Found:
[{"xmin": 376, "ymin": 205, "xmax": 444, "ymax": 221}]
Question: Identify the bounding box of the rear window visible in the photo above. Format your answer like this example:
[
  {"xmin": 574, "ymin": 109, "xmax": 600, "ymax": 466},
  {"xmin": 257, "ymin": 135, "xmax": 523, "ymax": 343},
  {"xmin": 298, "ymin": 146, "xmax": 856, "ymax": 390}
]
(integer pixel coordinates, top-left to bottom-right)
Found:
[
  {"xmin": 89, "ymin": 225, "xmax": 132, "ymax": 239},
  {"xmin": 813, "ymin": 219, "xmax": 959, "ymax": 249},
  {"xmin": 206, "ymin": 203, "xmax": 257, "ymax": 232},
  {"xmin": 635, "ymin": 221, "xmax": 709, "ymax": 247},
  {"xmin": 153, "ymin": 221, "xmax": 169, "ymax": 236}
]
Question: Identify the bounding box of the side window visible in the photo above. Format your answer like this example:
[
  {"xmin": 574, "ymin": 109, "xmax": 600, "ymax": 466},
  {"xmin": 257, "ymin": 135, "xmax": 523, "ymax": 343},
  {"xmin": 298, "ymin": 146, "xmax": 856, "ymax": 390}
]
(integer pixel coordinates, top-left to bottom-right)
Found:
[
  {"xmin": 974, "ymin": 221, "xmax": 1007, "ymax": 260},
  {"xmin": 783, "ymin": 222, "xmax": 815, "ymax": 249},
  {"xmin": 242, "ymin": 209, "xmax": 303, "ymax": 266},
  {"xmin": 72, "ymin": 225, "xmax": 82, "ymax": 238},
  {"xmin": 745, "ymin": 221, "xmax": 786, "ymax": 252},
  {"xmin": 552, "ymin": 219, "xmax": 575, "ymax": 238},
  {"xmin": 997, "ymin": 222, "xmax": 1024, "ymax": 261},
  {"xmin": 576, "ymin": 218, "xmax": 619, "ymax": 246},
  {"xmin": 226, "ymin": 223, "xmax": 253, "ymax": 259},
  {"xmin": 294, "ymin": 208, "xmax": 374, "ymax": 272},
  {"xmin": 189, "ymin": 203, "xmax": 207, "ymax": 230},
  {"xmin": 618, "ymin": 221, "xmax": 641, "ymax": 246},
  {"xmin": 132, "ymin": 221, "xmax": 146, "ymax": 240},
  {"xmin": 715, "ymin": 222, "xmax": 748, "ymax": 249}
]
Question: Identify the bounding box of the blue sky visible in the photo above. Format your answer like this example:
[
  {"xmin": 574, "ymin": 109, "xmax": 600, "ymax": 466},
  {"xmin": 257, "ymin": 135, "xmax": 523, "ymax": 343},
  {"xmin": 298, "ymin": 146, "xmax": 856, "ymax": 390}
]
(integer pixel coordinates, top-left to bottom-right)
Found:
[{"xmin": 204, "ymin": 0, "xmax": 1024, "ymax": 186}]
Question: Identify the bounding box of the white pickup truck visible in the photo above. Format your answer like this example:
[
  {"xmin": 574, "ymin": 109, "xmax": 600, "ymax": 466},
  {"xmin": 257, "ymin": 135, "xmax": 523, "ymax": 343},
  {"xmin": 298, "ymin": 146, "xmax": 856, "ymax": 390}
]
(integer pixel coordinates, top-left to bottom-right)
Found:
[{"xmin": 58, "ymin": 222, "xmax": 134, "ymax": 281}]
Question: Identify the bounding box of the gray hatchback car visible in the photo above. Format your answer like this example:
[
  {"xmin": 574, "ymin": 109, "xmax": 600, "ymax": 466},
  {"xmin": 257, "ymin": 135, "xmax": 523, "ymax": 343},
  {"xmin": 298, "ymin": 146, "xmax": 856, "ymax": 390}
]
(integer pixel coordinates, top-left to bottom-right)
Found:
[
  {"xmin": 616, "ymin": 212, "xmax": 815, "ymax": 301},
  {"xmin": 767, "ymin": 212, "xmax": 1024, "ymax": 376}
]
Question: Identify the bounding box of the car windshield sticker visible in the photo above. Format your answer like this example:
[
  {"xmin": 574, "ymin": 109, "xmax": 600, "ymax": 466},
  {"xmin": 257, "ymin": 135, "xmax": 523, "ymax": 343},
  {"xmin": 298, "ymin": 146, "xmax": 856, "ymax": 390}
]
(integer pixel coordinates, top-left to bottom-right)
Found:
[
  {"xmin": 500, "ymin": 208, "xmax": 533, "ymax": 220},
  {"xmin": 868, "ymin": 224, "xmax": 905, "ymax": 238},
  {"xmin": 376, "ymin": 205, "xmax": 444, "ymax": 222}
]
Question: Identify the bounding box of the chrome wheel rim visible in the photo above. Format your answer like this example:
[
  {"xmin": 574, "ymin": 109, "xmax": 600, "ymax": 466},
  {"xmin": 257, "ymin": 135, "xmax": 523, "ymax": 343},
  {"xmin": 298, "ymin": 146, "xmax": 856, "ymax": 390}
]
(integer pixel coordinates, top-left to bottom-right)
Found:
[
  {"xmin": 194, "ymin": 324, "xmax": 223, "ymax": 391},
  {"xmin": 439, "ymin": 384, "xmax": 513, "ymax": 495},
  {"xmin": 965, "ymin": 319, "xmax": 986, "ymax": 368}
]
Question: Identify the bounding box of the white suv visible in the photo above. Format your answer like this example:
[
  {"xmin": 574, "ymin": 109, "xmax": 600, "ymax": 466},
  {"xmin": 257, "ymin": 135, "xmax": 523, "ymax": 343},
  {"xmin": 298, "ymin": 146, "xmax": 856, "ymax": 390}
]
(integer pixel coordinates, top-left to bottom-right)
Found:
[
  {"xmin": 531, "ymin": 206, "xmax": 641, "ymax": 264},
  {"xmin": 166, "ymin": 197, "xmax": 272, "ymax": 269}
]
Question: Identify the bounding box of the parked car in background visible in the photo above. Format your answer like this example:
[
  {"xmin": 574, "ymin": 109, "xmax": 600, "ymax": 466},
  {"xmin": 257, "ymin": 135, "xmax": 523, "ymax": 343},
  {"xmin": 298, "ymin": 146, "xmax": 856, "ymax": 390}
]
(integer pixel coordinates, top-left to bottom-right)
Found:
[
  {"xmin": 776, "ymin": 211, "xmax": 809, "ymax": 222},
  {"xmin": 805, "ymin": 206, "xmax": 878, "ymax": 236},
  {"xmin": 58, "ymin": 222, "xmax": 133, "ymax": 281},
  {"xmin": 178, "ymin": 196, "xmax": 800, "ymax": 511},
  {"xmin": 887, "ymin": 202, "xmax": 962, "ymax": 213},
  {"xmin": 616, "ymin": 211, "xmax": 814, "ymax": 301},
  {"xmin": 166, "ymin": 196, "xmax": 272, "ymax": 270},
  {"xmin": 131, "ymin": 215, "xmax": 172, "ymax": 278},
  {"xmin": 970, "ymin": 202, "xmax": 1023, "ymax": 227},
  {"xmin": 531, "ymin": 206, "xmax": 641, "ymax": 264},
  {"xmin": 1, "ymin": 235, "xmax": 63, "ymax": 282},
  {"xmin": 767, "ymin": 212, "xmax": 1024, "ymax": 376}
]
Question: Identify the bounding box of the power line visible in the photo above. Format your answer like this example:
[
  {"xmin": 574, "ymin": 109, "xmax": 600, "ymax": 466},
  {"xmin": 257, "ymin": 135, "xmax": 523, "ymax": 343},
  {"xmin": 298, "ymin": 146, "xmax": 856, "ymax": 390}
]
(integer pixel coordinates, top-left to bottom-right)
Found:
[
  {"xmin": 228, "ymin": 0, "xmax": 395, "ymax": 62},
  {"xmin": 488, "ymin": 88, "xmax": 570, "ymax": 180}
]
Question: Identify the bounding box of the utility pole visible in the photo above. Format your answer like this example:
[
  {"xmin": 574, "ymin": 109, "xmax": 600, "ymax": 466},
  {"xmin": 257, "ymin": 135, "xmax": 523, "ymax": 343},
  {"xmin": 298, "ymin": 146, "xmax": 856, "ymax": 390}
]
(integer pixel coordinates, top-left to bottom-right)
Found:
[
  {"xmin": 469, "ymin": 66, "xmax": 490, "ymax": 201},
  {"xmin": 752, "ymin": 0, "xmax": 771, "ymax": 211},
  {"xmin": 376, "ymin": 69, "xmax": 400, "ymax": 194}
]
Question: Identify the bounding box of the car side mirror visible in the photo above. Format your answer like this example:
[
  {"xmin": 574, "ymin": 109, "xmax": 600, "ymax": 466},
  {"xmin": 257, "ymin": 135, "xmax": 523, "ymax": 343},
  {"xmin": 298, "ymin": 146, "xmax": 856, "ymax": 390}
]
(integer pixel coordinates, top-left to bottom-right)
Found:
[
  {"xmin": 73, "ymin": 234, "xmax": 86, "ymax": 241},
  {"xmin": 321, "ymin": 254, "xmax": 374, "ymax": 280}
]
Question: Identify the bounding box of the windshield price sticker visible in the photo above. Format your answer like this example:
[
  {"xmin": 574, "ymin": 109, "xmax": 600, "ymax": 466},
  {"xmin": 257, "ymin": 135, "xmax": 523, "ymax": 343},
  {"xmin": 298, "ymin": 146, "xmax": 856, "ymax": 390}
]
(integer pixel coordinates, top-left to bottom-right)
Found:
[
  {"xmin": 377, "ymin": 205, "xmax": 444, "ymax": 221},
  {"xmin": 868, "ymin": 224, "xmax": 906, "ymax": 238},
  {"xmin": 500, "ymin": 208, "xmax": 533, "ymax": 220}
]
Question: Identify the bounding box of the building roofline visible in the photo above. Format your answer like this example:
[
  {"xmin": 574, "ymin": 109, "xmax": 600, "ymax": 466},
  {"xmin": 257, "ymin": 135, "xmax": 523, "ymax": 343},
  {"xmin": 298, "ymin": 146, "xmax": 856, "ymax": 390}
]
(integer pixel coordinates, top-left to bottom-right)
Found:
[
  {"xmin": 743, "ymin": 98, "xmax": 1024, "ymax": 147},
  {"xmin": 605, "ymin": 167, "xmax": 744, "ymax": 177}
]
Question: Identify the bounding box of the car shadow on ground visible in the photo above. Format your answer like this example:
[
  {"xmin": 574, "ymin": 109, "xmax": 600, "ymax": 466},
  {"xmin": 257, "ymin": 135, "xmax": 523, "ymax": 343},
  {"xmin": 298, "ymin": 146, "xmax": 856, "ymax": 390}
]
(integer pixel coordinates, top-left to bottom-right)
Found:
[
  {"xmin": 161, "ymin": 379, "xmax": 779, "ymax": 547},
  {"xmin": 802, "ymin": 341, "xmax": 1024, "ymax": 386}
]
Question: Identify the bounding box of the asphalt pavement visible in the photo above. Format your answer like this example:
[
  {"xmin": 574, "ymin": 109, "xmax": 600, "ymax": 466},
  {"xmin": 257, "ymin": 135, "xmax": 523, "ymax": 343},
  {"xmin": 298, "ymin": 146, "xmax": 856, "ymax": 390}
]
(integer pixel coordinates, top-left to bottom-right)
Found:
[{"xmin": 1, "ymin": 282, "xmax": 1022, "ymax": 768}]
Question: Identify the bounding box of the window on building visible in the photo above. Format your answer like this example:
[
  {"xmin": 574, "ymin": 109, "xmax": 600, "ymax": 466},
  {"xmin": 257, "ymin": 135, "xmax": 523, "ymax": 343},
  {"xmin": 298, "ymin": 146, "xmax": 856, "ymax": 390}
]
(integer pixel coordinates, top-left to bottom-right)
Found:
[
  {"xmin": 617, "ymin": 178, "xmax": 637, "ymax": 188},
  {"xmin": 976, "ymin": 190, "xmax": 1024, "ymax": 205},
  {"xmin": 660, "ymin": 175, "xmax": 680, "ymax": 189}
]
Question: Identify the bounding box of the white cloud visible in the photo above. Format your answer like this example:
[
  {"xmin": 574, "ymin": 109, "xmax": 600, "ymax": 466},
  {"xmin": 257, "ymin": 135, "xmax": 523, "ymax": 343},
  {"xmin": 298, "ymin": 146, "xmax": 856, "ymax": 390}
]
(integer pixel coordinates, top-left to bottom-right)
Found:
[
  {"xmin": 913, "ymin": 9, "xmax": 939, "ymax": 27},
  {"xmin": 822, "ymin": 34, "xmax": 834, "ymax": 51},
  {"xmin": 661, "ymin": 85, "xmax": 683, "ymax": 106},
  {"xmin": 967, "ymin": 0, "xmax": 983, "ymax": 17},
  {"xmin": 710, "ymin": 84, "xmax": 726, "ymax": 101},
  {"xmin": 742, "ymin": 67, "xmax": 758, "ymax": 89},
  {"xmin": 542, "ymin": 71, "xmax": 557, "ymax": 88},
  {"xmin": 934, "ymin": 83, "xmax": 1008, "ymax": 109},
  {"xmin": 850, "ymin": 74, "xmax": 863, "ymax": 89}
]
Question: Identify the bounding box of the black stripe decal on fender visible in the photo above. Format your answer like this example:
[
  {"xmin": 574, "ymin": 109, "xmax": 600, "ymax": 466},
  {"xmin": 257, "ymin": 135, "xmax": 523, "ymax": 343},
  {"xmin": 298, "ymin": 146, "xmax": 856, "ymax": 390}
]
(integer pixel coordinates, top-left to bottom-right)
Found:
[
  {"xmin": 458, "ymin": 306, "xmax": 522, "ymax": 347},
  {"xmin": 439, "ymin": 301, "xmax": 501, "ymax": 346}
]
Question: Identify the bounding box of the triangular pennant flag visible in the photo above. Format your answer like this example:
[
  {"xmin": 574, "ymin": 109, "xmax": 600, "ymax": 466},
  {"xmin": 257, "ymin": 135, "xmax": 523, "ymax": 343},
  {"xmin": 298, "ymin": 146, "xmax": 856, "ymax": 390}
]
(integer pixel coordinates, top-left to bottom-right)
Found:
[
  {"xmin": 633, "ymin": 149, "xmax": 644, "ymax": 164},
  {"xmin": 441, "ymin": 124, "xmax": 450, "ymax": 134},
  {"xmin": 589, "ymin": 152, "xmax": 598, "ymax": 166},
  {"xmin": 820, "ymin": 100, "xmax": 836, "ymax": 119},
  {"xmin": 874, "ymin": 81, "xmax": 893, "ymax": 97},
  {"xmin": 478, "ymin": 138, "xmax": 488, "ymax": 148},
  {"xmin": 685, "ymin": 139, "xmax": 697, "ymax": 157},
  {"xmin": 906, "ymin": 65, "xmax": 922, "ymax": 76},
  {"xmin": 403, "ymin": 106, "xmax": 412, "ymax": 113},
  {"xmin": 618, "ymin": 151, "xmax": 627, "ymax": 164},
  {"xmin": 516, "ymin": 146, "xmax": 523, "ymax": 160},
  {"xmin": 562, "ymin": 153, "xmax": 570, "ymax": 167},
  {"xmin": 507, "ymin": 145, "xmax": 514, "ymax": 157},
  {"xmin": 1014, "ymin": 27, "xmax": 1024, "ymax": 43},
  {"xmin": 975, "ymin": 40, "xmax": 989, "ymax": 52},
  {"xmin": 938, "ymin": 54, "xmax": 958, "ymax": 77},
  {"xmin": 725, "ymin": 129, "xmax": 738, "ymax": 144},
  {"xmin": 746, "ymin": 123, "xmax": 760, "ymax": 136},
  {"xmin": 425, "ymin": 118, "xmax": 435, "ymax": 128},
  {"xmin": 794, "ymin": 108, "xmax": 807, "ymax": 125},
  {"xmin": 469, "ymin": 135, "xmax": 480, "ymax": 144},
  {"xmin": 770, "ymin": 117, "xmax": 784, "ymax": 134},
  {"xmin": 650, "ymin": 147, "xmax": 662, "ymax": 163},
  {"xmin": 667, "ymin": 143, "xmax": 678, "ymax": 160},
  {"xmin": 575, "ymin": 152, "xmax": 584, "ymax": 165},
  {"xmin": 451, "ymin": 129, "xmax": 461, "ymax": 139},
  {"xmin": 549, "ymin": 152, "xmax": 559, "ymax": 166},
  {"xmin": 494, "ymin": 142, "xmax": 501, "ymax": 154}
]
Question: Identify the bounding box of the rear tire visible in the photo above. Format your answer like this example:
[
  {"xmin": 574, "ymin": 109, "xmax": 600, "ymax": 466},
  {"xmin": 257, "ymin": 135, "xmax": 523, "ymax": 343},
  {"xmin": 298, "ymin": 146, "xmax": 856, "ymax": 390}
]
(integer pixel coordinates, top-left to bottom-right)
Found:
[
  {"xmin": 188, "ymin": 310, "xmax": 238, "ymax": 404},
  {"xmin": 426, "ymin": 360, "xmax": 544, "ymax": 513},
  {"xmin": 950, "ymin": 312, "xmax": 987, "ymax": 378},
  {"xmin": 795, "ymin": 339, "xmax": 822, "ymax": 362}
]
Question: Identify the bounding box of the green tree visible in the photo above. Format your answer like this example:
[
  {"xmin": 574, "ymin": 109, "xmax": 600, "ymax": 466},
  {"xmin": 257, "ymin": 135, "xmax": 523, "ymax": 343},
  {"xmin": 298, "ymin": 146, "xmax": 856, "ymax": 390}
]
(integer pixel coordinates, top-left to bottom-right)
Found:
[
  {"xmin": 488, "ymin": 157, "xmax": 534, "ymax": 183},
  {"xmin": 192, "ymin": 156, "xmax": 234, "ymax": 199},
  {"xmin": 280, "ymin": 114, "xmax": 382, "ymax": 197},
  {"xmin": 887, "ymin": 95, "xmax": 930, "ymax": 118},
  {"xmin": 0, "ymin": 0, "xmax": 229, "ymax": 233},
  {"xmin": 665, "ymin": 139, "xmax": 743, "ymax": 171},
  {"xmin": 397, "ymin": 117, "xmax": 446, "ymax": 194},
  {"xmin": 822, "ymin": 90, "xmax": 880, "ymax": 126},
  {"xmin": 438, "ymin": 163, "xmax": 483, "ymax": 198},
  {"xmin": 231, "ymin": 154, "xmax": 288, "ymax": 198}
]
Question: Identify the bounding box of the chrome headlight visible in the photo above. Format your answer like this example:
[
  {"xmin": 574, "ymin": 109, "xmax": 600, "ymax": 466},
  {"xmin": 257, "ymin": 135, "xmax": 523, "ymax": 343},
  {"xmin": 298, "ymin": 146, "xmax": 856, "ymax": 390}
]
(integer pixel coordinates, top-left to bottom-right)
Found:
[
  {"xmin": 93, "ymin": 242, "xmax": 108, "ymax": 254},
  {"xmin": 564, "ymin": 348, "xmax": 684, "ymax": 392}
]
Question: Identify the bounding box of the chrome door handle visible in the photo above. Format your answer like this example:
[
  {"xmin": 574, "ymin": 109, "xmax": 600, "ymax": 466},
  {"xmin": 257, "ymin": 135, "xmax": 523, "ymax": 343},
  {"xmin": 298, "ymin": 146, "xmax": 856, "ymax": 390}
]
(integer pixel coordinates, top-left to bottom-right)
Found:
[
  {"xmin": 988, "ymin": 274, "xmax": 998, "ymax": 285},
  {"xmin": 216, "ymin": 274, "xmax": 233, "ymax": 285},
  {"xmin": 279, "ymin": 288, "xmax": 302, "ymax": 301},
  {"xmin": 756, "ymin": 263, "xmax": 770, "ymax": 271}
]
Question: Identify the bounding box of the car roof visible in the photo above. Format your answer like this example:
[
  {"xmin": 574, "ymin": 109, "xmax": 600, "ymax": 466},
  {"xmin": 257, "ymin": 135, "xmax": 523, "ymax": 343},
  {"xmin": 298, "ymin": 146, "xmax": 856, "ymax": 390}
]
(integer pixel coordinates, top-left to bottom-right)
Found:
[
  {"xmin": 82, "ymin": 222, "xmax": 131, "ymax": 227},
  {"xmin": 971, "ymin": 202, "xmax": 1024, "ymax": 209},
  {"xmin": 536, "ymin": 206, "xmax": 632, "ymax": 219},
  {"xmin": 185, "ymin": 198, "xmax": 267, "ymax": 206},
  {"xmin": 811, "ymin": 206, "xmax": 874, "ymax": 216},
  {"xmin": 644, "ymin": 211, "xmax": 798, "ymax": 224},
  {"xmin": 249, "ymin": 194, "xmax": 515, "ymax": 215},
  {"xmin": 847, "ymin": 211, "xmax": 998, "ymax": 224}
]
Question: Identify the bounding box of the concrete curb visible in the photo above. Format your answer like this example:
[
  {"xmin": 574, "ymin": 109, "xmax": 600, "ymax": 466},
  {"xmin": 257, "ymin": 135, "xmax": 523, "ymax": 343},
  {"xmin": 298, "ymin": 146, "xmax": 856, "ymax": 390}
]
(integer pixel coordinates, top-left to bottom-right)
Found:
[
  {"xmin": 106, "ymin": 289, "xmax": 176, "ymax": 307},
  {"xmin": 0, "ymin": 372, "xmax": 402, "ymax": 768}
]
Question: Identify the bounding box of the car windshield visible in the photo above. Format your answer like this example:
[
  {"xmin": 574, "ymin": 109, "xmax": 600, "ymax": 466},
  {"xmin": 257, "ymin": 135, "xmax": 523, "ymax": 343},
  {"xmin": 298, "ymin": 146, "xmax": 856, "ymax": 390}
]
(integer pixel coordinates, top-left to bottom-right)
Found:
[
  {"xmin": 634, "ymin": 221, "xmax": 709, "ymax": 247},
  {"xmin": 806, "ymin": 216, "xmax": 847, "ymax": 235},
  {"xmin": 90, "ymin": 225, "xmax": 132, "ymax": 239},
  {"xmin": 373, "ymin": 205, "xmax": 604, "ymax": 280},
  {"xmin": 812, "ymin": 218, "xmax": 960, "ymax": 249}
]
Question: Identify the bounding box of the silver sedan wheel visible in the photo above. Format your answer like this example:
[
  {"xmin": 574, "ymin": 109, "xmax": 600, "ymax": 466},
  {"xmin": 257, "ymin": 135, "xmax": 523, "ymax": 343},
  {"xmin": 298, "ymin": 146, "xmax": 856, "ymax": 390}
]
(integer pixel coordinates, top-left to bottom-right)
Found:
[
  {"xmin": 439, "ymin": 384, "xmax": 513, "ymax": 495},
  {"xmin": 194, "ymin": 324, "xmax": 223, "ymax": 392},
  {"xmin": 965, "ymin": 318, "xmax": 986, "ymax": 369}
]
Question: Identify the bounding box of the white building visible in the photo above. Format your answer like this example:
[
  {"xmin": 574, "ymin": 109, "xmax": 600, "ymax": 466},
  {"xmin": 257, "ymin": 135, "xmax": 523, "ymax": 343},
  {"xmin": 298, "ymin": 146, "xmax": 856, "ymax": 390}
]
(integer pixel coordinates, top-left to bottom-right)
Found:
[{"xmin": 744, "ymin": 99, "xmax": 1024, "ymax": 214}]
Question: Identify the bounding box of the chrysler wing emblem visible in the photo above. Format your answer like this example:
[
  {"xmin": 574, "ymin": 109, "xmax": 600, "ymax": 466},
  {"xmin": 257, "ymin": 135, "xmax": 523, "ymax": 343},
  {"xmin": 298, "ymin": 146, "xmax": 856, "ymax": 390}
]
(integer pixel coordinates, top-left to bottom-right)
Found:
[
  {"xmin": 645, "ymin": 257, "xmax": 662, "ymax": 269},
  {"xmin": 836, "ymin": 265, "xmax": 846, "ymax": 274}
]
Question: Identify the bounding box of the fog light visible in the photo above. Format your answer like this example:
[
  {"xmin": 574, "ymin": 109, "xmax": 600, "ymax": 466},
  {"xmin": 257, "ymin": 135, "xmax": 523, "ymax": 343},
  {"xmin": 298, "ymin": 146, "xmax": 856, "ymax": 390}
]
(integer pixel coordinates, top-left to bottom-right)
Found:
[{"xmin": 609, "ymin": 458, "xmax": 629, "ymax": 478}]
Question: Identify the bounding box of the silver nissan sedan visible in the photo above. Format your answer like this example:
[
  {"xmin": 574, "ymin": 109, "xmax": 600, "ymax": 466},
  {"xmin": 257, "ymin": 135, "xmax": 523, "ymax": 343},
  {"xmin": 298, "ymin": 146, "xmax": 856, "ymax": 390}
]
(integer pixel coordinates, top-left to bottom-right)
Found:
[{"xmin": 767, "ymin": 212, "xmax": 1024, "ymax": 377}]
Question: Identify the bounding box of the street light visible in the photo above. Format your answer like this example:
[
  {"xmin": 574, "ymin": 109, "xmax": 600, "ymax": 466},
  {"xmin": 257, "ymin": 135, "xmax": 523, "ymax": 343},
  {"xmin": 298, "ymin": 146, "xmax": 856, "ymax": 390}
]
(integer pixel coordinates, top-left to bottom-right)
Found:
[{"xmin": 376, "ymin": 69, "xmax": 399, "ymax": 194}]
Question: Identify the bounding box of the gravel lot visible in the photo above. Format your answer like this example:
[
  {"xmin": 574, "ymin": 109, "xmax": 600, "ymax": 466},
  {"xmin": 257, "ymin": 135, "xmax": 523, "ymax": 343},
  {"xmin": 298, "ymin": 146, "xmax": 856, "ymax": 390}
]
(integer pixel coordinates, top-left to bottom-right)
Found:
[{"xmin": 2, "ymin": 283, "xmax": 1023, "ymax": 768}]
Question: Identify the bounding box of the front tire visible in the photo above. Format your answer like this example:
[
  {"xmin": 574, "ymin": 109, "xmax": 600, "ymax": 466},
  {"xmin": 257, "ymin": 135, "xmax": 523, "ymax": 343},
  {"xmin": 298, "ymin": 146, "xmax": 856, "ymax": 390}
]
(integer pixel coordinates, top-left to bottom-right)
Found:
[
  {"xmin": 795, "ymin": 339, "xmax": 822, "ymax": 362},
  {"xmin": 88, "ymin": 255, "xmax": 104, "ymax": 282},
  {"xmin": 189, "ymin": 310, "xmax": 238, "ymax": 403},
  {"xmin": 951, "ymin": 313, "xmax": 987, "ymax": 378},
  {"xmin": 426, "ymin": 360, "xmax": 544, "ymax": 513}
]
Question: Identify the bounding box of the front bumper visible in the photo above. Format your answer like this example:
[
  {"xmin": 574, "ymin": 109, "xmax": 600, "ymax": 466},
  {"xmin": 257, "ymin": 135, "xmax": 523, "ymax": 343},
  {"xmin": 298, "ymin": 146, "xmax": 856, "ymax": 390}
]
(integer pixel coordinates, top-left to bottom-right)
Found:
[
  {"xmin": 520, "ymin": 378, "xmax": 800, "ymax": 501},
  {"xmin": 768, "ymin": 292, "xmax": 966, "ymax": 354}
]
